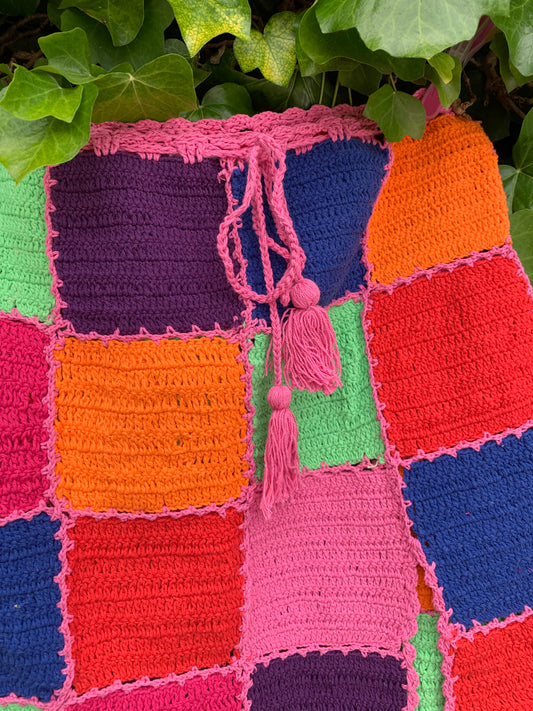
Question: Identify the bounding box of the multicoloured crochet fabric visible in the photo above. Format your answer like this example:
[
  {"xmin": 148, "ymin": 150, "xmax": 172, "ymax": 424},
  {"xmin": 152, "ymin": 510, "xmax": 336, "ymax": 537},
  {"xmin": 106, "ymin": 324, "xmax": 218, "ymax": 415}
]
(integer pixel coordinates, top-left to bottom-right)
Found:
[{"xmin": 1, "ymin": 106, "xmax": 532, "ymax": 711}]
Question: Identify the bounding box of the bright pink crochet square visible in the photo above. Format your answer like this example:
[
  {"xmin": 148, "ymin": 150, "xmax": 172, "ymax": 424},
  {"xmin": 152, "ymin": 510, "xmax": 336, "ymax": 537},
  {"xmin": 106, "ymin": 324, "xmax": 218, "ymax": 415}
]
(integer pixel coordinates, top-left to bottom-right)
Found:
[
  {"xmin": 0, "ymin": 320, "xmax": 49, "ymax": 516},
  {"xmin": 73, "ymin": 672, "xmax": 243, "ymax": 710},
  {"xmin": 241, "ymin": 466, "xmax": 418, "ymax": 659}
]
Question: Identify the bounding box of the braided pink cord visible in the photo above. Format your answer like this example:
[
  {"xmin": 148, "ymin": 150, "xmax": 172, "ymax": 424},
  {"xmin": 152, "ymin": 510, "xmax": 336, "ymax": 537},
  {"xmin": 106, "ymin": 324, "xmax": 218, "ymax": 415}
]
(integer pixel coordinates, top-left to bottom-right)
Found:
[{"xmin": 216, "ymin": 135, "xmax": 308, "ymax": 388}]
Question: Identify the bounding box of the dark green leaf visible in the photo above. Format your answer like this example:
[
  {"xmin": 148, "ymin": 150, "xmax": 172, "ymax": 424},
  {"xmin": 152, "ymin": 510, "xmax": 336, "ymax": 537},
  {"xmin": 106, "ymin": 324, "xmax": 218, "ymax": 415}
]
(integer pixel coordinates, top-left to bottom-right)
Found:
[
  {"xmin": 164, "ymin": 39, "xmax": 190, "ymax": 57},
  {"xmin": 315, "ymin": 0, "xmax": 509, "ymax": 58},
  {"xmin": 92, "ymin": 54, "xmax": 197, "ymax": 123},
  {"xmin": 298, "ymin": 5, "xmax": 425, "ymax": 81},
  {"xmin": 493, "ymin": 0, "xmax": 533, "ymax": 76},
  {"xmin": 38, "ymin": 28, "xmax": 94, "ymax": 84},
  {"xmin": 511, "ymin": 209, "xmax": 533, "ymax": 281},
  {"xmin": 425, "ymin": 55, "xmax": 461, "ymax": 108},
  {"xmin": 163, "ymin": 39, "xmax": 210, "ymax": 86},
  {"xmin": 168, "ymin": 0, "xmax": 251, "ymax": 57},
  {"xmin": 514, "ymin": 107, "xmax": 533, "ymax": 173},
  {"xmin": 187, "ymin": 82, "xmax": 252, "ymax": 120},
  {"xmin": 48, "ymin": 0, "xmax": 62, "ymax": 28},
  {"xmin": 501, "ymin": 108, "xmax": 533, "ymax": 210},
  {"xmin": 61, "ymin": 0, "xmax": 174, "ymax": 71},
  {"xmin": 499, "ymin": 164, "xmax": 518, "ymax": 212},
  {"xmin": 0, "ymin": 0, "xmax": 39, "ymax": 15},
  {"xmin": 59, "ymin": 0, "xmax": 144, "ymax": 47},
  {"xmin": 0, "ymin": 64, "xmax": 13, "ymax": 79},
  {"xmin": 338, "ymin": 63, "xmax": 381, "ymax": 95},
  {"xmin": 490, "ymin": 32, "xmax": 533, "ymax": 92},
  {"xmin": 363, "ymin": 84, "xmax": 426, "ymax": 142},
  {"xmin": 499, "ymin": 165, "xmax": 533, "ymax": 214},
  {"xmin": 0, "ymin": 84, "xmax": 97, "ymax": 183},
  {"xmin": 234, "ymin": 12, "xmax": 297, "ymax": 87},
  {"xmin": 0, "ymin": 66, "xmax": 83, "ymax": 122}
]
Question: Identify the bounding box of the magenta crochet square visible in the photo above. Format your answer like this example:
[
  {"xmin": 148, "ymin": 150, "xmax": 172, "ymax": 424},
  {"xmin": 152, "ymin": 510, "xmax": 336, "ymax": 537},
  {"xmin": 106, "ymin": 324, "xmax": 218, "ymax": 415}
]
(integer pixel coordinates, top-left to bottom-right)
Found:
[
  {"xmin": 241, "ymin": 466, "xmax": 419, "ymax": 659},
  {"xmin": 73, "ymin": 672, "xmax": 242, "ymax": 710},
  {"xmin": 0, "ymin": 320, "xmax": 49, "ymax": 516},
  {"xmin": 49, "ymin": 153, "xmax": 243, "ymax": 336}
]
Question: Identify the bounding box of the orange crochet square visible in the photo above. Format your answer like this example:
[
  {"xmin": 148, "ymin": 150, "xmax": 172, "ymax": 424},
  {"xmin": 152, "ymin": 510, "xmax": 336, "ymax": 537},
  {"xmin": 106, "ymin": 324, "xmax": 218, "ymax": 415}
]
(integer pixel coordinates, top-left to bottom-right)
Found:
[
  {"xmin": 367, "ymin": 115, "xmax": 509, "ymax": 285},
  {"xmin": 54, "ymin": 336, "xmax": 248, "ymax": 512}
]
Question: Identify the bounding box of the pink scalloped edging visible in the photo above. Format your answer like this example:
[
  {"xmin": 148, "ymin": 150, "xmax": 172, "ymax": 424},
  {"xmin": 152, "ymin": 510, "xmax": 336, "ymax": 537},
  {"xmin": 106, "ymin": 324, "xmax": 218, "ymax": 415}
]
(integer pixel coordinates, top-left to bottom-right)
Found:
[
  {"xmin": 85, "ymin": 105, "xmax": 385, "ymax": 162},
  {"xmin": 0, "ymin": 308, "xmax": 55, "ymax": 332},
  {"xmin": 64, "ymin": 662, "xmax": 246, "ymax": 708},
  {"xmin": 368, "ymin": 239, "xmax": 513, "ymax": 298},
  {"xmin": 439, "ymin": 607, "xmax": 533, "ymax": 711},
  {"xmin": 43, "ymin": 169, "xmax": 69, "ymax": 331},
  {"xmin": 364, "ymin": 241, "xmax": 533, "ymax": 468}
]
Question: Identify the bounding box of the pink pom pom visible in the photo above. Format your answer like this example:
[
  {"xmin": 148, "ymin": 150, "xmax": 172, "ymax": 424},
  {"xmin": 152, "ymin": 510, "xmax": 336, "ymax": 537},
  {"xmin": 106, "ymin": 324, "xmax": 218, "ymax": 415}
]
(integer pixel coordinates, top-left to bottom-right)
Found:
[
  {"xmin": 261, "ymin": 385, "xmax": 300, "ymax": 518},
  {"xmin": 281, "ymin": 279, "xmax": 342, "ymax": 395}
]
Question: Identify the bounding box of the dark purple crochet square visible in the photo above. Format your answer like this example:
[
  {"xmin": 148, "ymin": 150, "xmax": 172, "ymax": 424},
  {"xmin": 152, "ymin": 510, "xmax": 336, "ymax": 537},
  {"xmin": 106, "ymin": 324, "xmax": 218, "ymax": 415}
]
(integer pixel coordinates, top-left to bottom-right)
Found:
[
  {"xmin": 50, "ymin": 153, "xmax": 242, "ymax": 335},
  {"xmin": 248, "ymin": 650, "xmax": 408, "ymax": 711}
]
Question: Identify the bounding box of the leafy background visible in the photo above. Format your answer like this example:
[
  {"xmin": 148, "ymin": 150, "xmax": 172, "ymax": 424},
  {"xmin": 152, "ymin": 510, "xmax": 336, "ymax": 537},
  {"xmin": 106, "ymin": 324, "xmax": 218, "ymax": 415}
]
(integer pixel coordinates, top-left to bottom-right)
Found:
[{"xmin": 0, "ymin": 0, "xmax": 532, "ymax": 272}]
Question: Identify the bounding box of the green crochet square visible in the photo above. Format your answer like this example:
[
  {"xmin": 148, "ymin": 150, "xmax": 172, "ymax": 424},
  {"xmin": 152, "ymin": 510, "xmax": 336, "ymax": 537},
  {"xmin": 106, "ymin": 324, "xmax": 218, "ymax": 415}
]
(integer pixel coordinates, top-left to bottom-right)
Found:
[
  {"xmin": 410, "ymin": 613, "xmax": 445, "ymax": 710},
  {"xmin": 0, "ymin": 166, "xmax": 53, "ymax": 322},
  {"xmin": 250, "ymin": 298, "xmax": 384, "ymax": 478}
]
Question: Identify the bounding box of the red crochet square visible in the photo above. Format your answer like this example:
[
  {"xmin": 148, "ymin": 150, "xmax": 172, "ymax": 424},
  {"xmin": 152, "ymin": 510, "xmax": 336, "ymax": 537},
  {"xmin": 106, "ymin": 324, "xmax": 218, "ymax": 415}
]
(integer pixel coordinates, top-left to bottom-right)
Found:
[
  {"xmin": 451, "ymin": 615, "xmax": 533, "ymax": 710},
  {"xmin": 367, "ymin": 256, "xmax": 533, "ymax": 458},
  {"xmin": 66, "ymin": 511, "xmax": 244, "ymax": 693},
  {"xmin": 0, "ymin": 320, "xmax": 49, "ymax": 516}
]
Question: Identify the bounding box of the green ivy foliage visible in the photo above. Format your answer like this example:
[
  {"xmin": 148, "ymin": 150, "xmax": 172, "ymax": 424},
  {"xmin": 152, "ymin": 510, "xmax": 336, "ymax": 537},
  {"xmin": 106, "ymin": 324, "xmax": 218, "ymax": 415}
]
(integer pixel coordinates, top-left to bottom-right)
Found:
[{"xmin": 0, "ymin": 0, "xmax": 531, "ymax": 274}]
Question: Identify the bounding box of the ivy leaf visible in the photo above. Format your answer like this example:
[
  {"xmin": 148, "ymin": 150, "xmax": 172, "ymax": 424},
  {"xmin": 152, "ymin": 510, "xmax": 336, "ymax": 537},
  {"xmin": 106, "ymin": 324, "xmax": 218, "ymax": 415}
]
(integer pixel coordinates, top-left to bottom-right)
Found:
[
  {"xmin": 500, "ymin": 108, "xmax": 533, "ymax": 213},
  {"xmin": 500, "ymin": 165, "xmax": 533, "ymax": 212},
  {"xmin": 0, "ymin": 0, "xmax": 39, "ymax": 14},
  {"xmin": 0, "ymin": 66, "xmax": 83, "ymax": 122},
  {"xmin": 37, "ymin": 28, "xmax": 94, "ymax": 84},
  {"xmin": 0, "ymin": 83, "xmax": 97, "ymax": 183},
  {"xmin": 187, "ymin": 83, "xmax": 252, "ymax": 120},
  {"xmin": 59, "ymin": 0, "xmax": 144, "ymax": 46},
  {"xmin": 298, "ymin": 4, "xmax": 425, "ymax": 81},
  {"xmin": 315, "ymin": 0, "xmax": 509, "ymax": 59},
  {"xmin": 234, "ymin": 12, "xmax": 297, "ymax": 86},
  {"xmin": 338, "ymin": 63, "xmax": 382, "ymax": 95},
  {"xmin": 511, "ymin": 209, "xmax": 533, "ymax": 281},
  {"xmin": 60, "ymin": 0, "xmax": 174, "ymax": 71},
  {"xmin": 168, "ymin": 0, "xmax": 251, "ymax": 57},
  {"xmin": 91, "ymin": 54, "xmax": 197, "ymax": 123},
  {"xmin": 425, "ymin": 55, "xmax": 462, "ymax": 108},
  {"xmin": 427, "ymin": 52, "xmax": 456, "ymax": 82},
  {"xmin": 294, "ymin": 14, "xmax": 356, "ymax": 76},
  {"xmin": 0, "ymin": 63, "xmax": 14, "ymax": 79},
  {"xmin": 490, "ymin": 33, "xmax": 533, "ymax": 91},
  {"xmin": 164, "ymin": 38, "xmax": 210, "ymax": 86},
  {"xmin": 493, "ymin": 0, "xmax": 533, "ymax": 76},
  {"xmin": 363, "ymin": 84, "xmax": 426, "ymax": 142}
]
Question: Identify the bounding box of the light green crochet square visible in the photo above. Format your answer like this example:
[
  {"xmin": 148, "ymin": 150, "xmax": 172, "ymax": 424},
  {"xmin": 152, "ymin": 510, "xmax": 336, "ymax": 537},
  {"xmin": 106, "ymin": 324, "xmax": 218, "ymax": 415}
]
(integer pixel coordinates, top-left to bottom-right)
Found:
[
  {"xmin": 411, "ymin": 613, "xmax": 445, "ymax": 711},
  {"xmin": 0, "ymin": 166, "xmax": 53, "ymax": 322},
  {"xmin": 250, "ymin": 298, "xmax": 384, "ymax": 478}
]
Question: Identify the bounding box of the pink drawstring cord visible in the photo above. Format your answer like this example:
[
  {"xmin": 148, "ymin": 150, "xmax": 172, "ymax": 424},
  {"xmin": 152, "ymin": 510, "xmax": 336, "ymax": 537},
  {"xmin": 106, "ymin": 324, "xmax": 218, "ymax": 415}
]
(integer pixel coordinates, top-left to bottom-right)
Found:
[{"xmin": 216, "ymin": 134, "xmax": 341, "ymax": 516}]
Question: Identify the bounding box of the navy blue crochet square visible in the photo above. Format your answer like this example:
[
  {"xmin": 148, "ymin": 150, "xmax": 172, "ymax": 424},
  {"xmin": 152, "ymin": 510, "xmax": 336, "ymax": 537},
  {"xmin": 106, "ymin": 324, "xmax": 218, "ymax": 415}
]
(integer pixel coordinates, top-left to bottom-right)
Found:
[
  {"xmin": 248, "ymin": 650, "xmax": 407, "ymax": 711},
  {"xmin": 0, "ymin": 512, "xmax": 65, "ymax": 701},
  {"xmin": 231, "ymin": 138, "xmax": 389, "ymax": 322},
  {"xmin": 405, "ymin": 430, "xmax": 533, "ymax": 628}
]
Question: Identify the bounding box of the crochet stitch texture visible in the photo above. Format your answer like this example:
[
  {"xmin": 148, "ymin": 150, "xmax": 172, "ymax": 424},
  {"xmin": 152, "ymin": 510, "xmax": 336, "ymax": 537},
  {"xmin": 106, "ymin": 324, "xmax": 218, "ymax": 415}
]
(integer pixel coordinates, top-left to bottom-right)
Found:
[{"xmin": 0, "ymin": 105, "xmax": 532, "ymax": 711}]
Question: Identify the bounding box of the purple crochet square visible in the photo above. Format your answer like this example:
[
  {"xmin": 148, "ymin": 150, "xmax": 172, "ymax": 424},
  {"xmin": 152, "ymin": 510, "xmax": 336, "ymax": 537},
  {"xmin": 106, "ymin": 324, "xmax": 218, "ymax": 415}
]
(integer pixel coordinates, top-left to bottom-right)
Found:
[
  {"xmin": 248, "ymin": 650, "xmax": 407, "ymax": 710},
  {"xmin": 50, "ymin": 153, "xmax": 242, "ymax": 335}
]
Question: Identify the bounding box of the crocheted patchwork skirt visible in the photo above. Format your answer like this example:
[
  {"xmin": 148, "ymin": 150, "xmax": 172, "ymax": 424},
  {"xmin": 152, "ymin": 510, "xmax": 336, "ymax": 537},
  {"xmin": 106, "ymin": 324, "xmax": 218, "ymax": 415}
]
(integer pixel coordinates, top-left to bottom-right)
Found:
[{"xmin": 0, "ymin": 105, "xmax": 532, "ymax": 711}]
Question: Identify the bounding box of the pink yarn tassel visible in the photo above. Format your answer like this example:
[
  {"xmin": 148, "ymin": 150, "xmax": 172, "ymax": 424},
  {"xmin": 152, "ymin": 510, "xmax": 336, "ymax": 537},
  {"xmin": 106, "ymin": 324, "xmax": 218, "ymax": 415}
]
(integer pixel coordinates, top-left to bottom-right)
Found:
[
  {"xmin": 281, "ymin": 278, "xmax": 342, "ymax": 396},
  {"xmin": 261, "ymin": 385, "xmax": 300, "ymax": 518}
]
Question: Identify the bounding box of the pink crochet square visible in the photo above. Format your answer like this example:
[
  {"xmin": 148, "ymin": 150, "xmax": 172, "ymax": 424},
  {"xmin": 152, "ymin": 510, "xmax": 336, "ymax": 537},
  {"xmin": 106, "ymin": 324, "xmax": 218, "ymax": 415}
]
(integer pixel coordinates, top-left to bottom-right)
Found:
[
  {"xmin": 0, "ymin": 320, "xmax": 49, "ymax": 517},
  {"xmin": 241, "ymin": 466, "xmax": 418, "ymax": 659}
]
